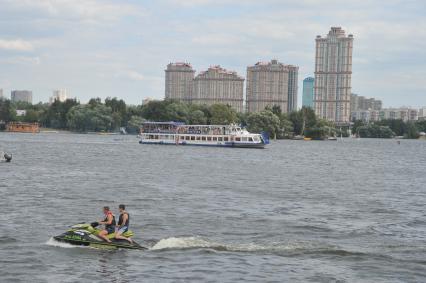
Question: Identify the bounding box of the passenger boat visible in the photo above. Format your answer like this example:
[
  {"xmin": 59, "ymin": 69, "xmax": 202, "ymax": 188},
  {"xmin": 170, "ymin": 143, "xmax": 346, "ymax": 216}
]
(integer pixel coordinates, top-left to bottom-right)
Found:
[{"xmin": 139, "ymin": 122, "xmax": 269, "ymax": 148}]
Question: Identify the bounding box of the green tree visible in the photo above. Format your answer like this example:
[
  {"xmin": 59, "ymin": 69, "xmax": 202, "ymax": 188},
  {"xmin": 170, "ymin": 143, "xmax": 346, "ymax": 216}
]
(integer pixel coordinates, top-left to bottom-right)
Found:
[
  {"xmin": 0, "ymin": 99, "xmax": 16, "ymax": 122},
  {"xmin": 126, "ymin": 115, "xmax": 145, "ymax": 134},
  {"xmin": 358, "ymin": 125, "xmax": 394, "ymax": 138},
  {"xmin": 209, "ymin": 104, "xmax": 237, "ymax": 124},
  {"xmin": 165, "ymin": 102, "xmax": 189, "ymax": 122},
  {"xmin": 415, "ymin": 120, "xmax": 426, "ymax": 133},
  {"xmin": 43, "ymin": 99, "xmax": 79, "ymax": 129},
  {"xmin": 246, "ymin": 110, "xmax": 281, "ymax": 139},
  {"xmin": 141, "ymin": 100, "xmax": 172, "ymax": 121},
  {"xmin": 105, "ymin": 97, "xmax": 127, "ymax": 127},
  {"xmin": 404, "ymin": 122, "xmax": 419, "ymax": 139},
  {"xmin": 67, "ymin": 104, "xmax": 112, "ymax": 132},
  {"xmin": 22, "ymin": 109, "xmax": 40, "ymax": 123},
  {"xmin": 277, "ymin": 116, "xmax": 294, "ymax": 139},
  {"xmin": 188, "ymin": 110, "xmax": 207, "ymax": 124}
]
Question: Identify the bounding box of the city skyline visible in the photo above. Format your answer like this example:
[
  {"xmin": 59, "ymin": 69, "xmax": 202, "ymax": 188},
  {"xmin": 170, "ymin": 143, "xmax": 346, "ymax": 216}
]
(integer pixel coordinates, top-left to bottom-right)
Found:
[{"xmin": 0, "ymin": 0, "xmax": 425, "ymax": 107}]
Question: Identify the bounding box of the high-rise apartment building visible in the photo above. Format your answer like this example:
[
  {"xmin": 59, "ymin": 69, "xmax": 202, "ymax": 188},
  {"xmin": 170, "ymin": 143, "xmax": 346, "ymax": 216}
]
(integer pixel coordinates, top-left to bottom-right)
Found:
[
  {"xmin": 165, "ymin": 62, "xmax": 195, "ymax": 102},
  {"xmin": 314, "ymin": 27, "xmax": 353, "ymax": 124},
  {"xmin": 302, "ymin": 77, "xmax": 315, "ymax": 108},
  {"xmin": 11, "ymin": 90, "xmax": 33, "ymax": 104},
  {"xmin": 351, "ymin": 93, "xmax": 382, "ymax": 112},
  {"xmin": 49, "ymin": 89, "xmax": 68, "ymax": 104},
  {"xmin": 246, "ymin": 60, "xmax": 298, "ymax": 113},
  {"xmin": 379, "ymin": 108, "xmax": 418, "ymax": 122},
  {"xmin": 192, "ymin": 65, "xmax": 244, "ymax": 112}
]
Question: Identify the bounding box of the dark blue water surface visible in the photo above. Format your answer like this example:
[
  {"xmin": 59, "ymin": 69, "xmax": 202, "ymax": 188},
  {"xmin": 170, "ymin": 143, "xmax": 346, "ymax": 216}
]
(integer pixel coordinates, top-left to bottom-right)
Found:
[{"xmin": 1, "ymin": 133, "xmax": 425, "ymax": 282}]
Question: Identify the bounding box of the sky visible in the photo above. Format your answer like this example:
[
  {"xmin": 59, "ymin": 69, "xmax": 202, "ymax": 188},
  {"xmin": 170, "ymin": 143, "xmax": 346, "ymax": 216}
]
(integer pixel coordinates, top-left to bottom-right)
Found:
[{"xmin": 0, "ymin": 0, "xmax": 425, "ymax": 108}]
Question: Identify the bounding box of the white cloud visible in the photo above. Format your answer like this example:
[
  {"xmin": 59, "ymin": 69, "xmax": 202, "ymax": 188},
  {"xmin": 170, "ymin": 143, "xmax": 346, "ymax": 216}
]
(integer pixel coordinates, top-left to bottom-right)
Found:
[
  {"xmin": 1, "ymin": 0, "xmax": 144, "ymax": 22},
  {"xmin": 0, "ymin": 39, "xmax": 34, "ymax": 51}
]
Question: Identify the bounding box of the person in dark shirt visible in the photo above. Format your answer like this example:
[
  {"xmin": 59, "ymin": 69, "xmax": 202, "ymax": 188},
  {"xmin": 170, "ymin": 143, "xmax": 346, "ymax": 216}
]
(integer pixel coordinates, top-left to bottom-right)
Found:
[{"xmin": 115, "ymin": 204, "xmax": 132, "ymax": 243}]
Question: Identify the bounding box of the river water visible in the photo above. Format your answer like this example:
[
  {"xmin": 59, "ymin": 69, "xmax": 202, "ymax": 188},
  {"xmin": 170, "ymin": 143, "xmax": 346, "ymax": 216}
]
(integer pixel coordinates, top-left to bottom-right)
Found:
[{"xmin": 0, "ymin": 133, "xmax": 425, "ymax": 282}]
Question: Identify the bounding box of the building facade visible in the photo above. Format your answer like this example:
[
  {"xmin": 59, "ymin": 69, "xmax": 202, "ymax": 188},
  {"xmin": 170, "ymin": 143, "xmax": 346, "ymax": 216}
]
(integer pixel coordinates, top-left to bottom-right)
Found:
[
  {"xmin": 11, "ymin": 90, "xmax": 33, "ymax": 104},
  {"xmin": 49, "ymin": 89, "xmax": 68, "ymax": 104},
  {"xmin": 0, "ymin": 88, "xmax": 3, "ymax": 99},
  {"xmin": 192, "ymin": 66, "xmax": 244, "ymax": 112},
  {"xmin": 418, "ymin": 107, "xmax": 426, "ymax": 121},
  {"xmin": 351, "ymin": 110, "xmax": 380, "ymax": 122},
  {"xmin": 350, "ymin": 93, "xmax": 382, "ymax": 112},
  {"xmin": 246, "ymin": 60, "xmax": 298, "ymax": 113},
  {"xmin": 302, "ymin": 77, "xmax": 315, "ymax": 108},
  {"xmin": 165, "ymin": 62, "xmax": 195, "ymax": 102},
  {"xmin": 287, "ymin": 65, "xmax": 298, "ymax": 112},
  {"xmin": 379, "ymin": 108, "xmax": 418, "ymax": 122},
  {"xmin": 314, "ymin": 27, "xmax": 353, "ymax": 124}
]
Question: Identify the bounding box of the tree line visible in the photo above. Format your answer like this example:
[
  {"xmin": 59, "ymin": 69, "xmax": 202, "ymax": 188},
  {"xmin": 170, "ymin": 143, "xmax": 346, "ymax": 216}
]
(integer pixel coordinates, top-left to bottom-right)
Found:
[
  {"xmin": 352, "ymin": 119, "xmax": 426, "ymax": 139},
  {"xmin": 1, "ymin": 97, "xmax": 424, "ymax": 139},
  {"xmin": 0, "ymin": 98, "xmax": 338, "ymax": 138}
]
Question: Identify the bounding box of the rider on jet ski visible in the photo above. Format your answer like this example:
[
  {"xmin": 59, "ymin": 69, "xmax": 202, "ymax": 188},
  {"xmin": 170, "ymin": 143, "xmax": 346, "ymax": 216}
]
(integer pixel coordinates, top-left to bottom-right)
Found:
[
  {"xmin": 98, "ymin": 206, "xmax": 116, "ymax": 242},
  {"xmin": 115, "ymin": 204, "xmax": 133, "ymax": 243}
]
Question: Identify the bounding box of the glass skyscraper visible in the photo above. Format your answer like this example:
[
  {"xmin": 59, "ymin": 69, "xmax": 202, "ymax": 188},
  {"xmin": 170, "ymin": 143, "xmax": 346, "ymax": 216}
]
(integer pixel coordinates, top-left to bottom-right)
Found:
[{"xmin": 302, "ymin": 77, "xmax": 315, "ymax": 108}]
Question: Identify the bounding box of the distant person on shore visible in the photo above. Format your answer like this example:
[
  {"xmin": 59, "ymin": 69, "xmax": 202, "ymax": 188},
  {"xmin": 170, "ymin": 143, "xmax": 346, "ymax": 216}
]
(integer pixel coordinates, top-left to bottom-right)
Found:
[
  {"xmin": 98, "ymin": 206, "xmax": 116, "ymax": 242},
  {"xmin": 115, "ymin": 204, "xmax": 133, "ymax": 243}
]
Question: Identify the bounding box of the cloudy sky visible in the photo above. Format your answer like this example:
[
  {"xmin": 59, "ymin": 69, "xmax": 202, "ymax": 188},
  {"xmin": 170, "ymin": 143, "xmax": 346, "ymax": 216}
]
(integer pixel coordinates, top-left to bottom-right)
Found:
[{"xmin": 0, "ymin": 0, "xmax": 425, "ymax": 107}]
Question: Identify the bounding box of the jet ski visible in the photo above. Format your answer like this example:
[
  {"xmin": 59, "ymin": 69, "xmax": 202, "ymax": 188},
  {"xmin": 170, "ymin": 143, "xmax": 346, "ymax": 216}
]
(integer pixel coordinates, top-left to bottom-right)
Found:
[{"xmin": 54, "ymin": 222, "xmax": 146, "ymax": 250}]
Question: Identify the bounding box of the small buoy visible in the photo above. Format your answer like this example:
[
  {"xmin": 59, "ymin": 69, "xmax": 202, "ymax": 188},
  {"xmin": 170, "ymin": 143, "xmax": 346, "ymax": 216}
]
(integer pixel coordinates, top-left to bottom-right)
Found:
[{"xmin": 4, "ymin": 153, "xmax": 12, "ymax": 162}]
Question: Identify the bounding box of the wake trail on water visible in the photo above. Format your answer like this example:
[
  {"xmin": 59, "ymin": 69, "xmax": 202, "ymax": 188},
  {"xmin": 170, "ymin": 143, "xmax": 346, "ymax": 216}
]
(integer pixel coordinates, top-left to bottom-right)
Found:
[{"xmin": 150, "ymin": 236, "xmax": 351, "ymax": 254}]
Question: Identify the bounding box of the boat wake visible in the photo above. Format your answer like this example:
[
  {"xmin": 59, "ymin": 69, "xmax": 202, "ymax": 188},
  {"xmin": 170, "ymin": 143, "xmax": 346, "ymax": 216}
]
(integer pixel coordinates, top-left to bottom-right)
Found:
[
  {"xmin": 150, "ymin": 236, "xmax": 314, "ymax": 253},
  {"xmin": 45, "ymin": 237, "xmax": 82, "ymax": 249}
]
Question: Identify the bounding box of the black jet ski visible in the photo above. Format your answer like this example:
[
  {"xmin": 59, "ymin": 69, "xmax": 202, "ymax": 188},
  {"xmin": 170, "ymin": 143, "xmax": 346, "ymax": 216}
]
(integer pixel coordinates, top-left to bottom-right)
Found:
[{"xmin": 54, "ymin": 222, "xmax": 146, "ymax": 250}]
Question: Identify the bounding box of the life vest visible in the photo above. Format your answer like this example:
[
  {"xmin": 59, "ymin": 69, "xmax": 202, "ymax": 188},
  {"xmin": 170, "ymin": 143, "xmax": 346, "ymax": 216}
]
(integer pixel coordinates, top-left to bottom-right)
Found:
[
  {"xmin": 118, "ymin": 212, "xmax": 130, "ymax": 228},
  {"xmin": 103, "ymin": 211, "xmax": 116, "ymax": 230}
]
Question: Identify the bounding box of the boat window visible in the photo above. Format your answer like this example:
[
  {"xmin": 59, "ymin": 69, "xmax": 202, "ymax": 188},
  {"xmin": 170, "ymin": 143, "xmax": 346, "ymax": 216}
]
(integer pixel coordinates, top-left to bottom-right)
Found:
[
  {"xmin": 235, "ymin": 137, "xmax": 241, "ymax": 141},
  {"xmin": 224, "ymin": 137, "xmax": 229, "ymax": 142},
  {"xmin": 242, "ymin": 137, "xmax": 248, "ymax": 142},
  {"xmin": 207, "ymin": 137, "xmax": 212, "ymax": 141},
  {"xmin": 180, "ymin": 136, "xmax": 184, "ymax": 140},
  {"xmin": 202, "ymin": 136, "xmax": 206, "ymax": 141},
  {"xmin": 249, "ymin": 137, "xmax": 253, "ymax": 142},
  {"xmin": 218, "ymin": 137, "xmax": 223, "ymax": 141},
  {"xmin": 213, "ymin": 137, "xmax": 217, "ymax": 141},
  {"xmin": 196, "ymin": 136, "xmax": 201, "ymax": 140},
  {"xmin": 191, "ymin": 136, "xmax": 195, "ymax": 140},
  {"xmin": 154, "ymin": 135, "xmax": 159, "ymax": 139},
  {"xmin": 185, "ymin": 136, "xmax": 190, "ymax": 140}
]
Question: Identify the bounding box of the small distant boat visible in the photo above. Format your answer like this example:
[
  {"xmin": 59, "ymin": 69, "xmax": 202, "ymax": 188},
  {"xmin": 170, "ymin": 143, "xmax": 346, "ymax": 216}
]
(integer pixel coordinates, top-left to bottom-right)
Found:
[
  {"xmin": 139, "ymin": 122, "xmax": 269, "ymax": 149},
  {"xmin": 303, "ymin": 137, "xmax": 312, "ymax": 141},
  {"xmin": 292, "ymin": 135, "xmax": 304, "ymax": 140},
  {"xmin": 327, "ymin": 137, "xmax": 338, "ymax": 141},
  {"xmin": 6, "ymin": 122, "xmax": 40, "ymax": 133}
]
